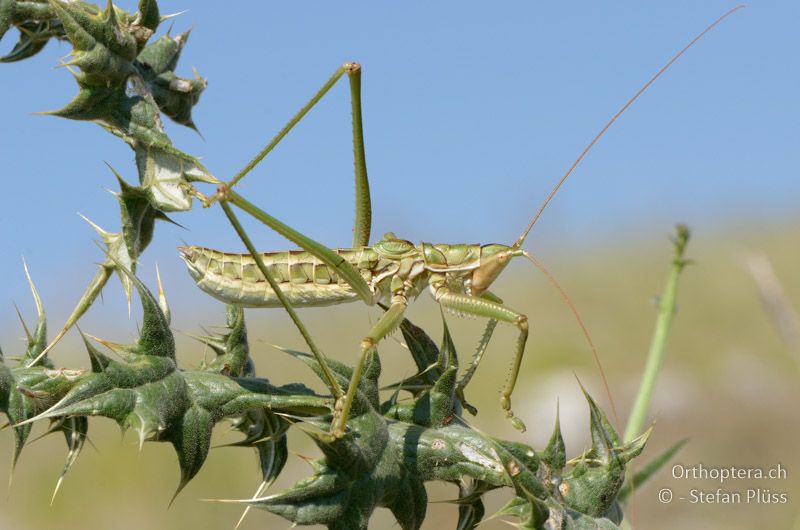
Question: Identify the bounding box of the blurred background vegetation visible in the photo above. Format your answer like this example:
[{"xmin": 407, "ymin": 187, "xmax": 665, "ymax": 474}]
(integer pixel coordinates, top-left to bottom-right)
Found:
[{"xmin": 1, "ymin": 218, "xmax": 798, "ymax": 529}]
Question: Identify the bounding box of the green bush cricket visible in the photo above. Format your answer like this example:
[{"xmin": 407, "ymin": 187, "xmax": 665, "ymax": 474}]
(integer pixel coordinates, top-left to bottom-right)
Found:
[{"xmin": 180, "ymin": 7, "xmax": 743, "ymax": 438}]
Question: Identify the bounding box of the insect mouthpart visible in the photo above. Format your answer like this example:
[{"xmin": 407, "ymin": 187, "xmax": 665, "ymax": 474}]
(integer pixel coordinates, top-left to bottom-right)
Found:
[{"xmin": 470, "ymin": 244, "xmax": 524, "ymax": 295}]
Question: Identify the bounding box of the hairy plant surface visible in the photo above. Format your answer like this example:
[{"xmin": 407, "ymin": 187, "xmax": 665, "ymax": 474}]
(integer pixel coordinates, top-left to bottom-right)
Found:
[{"xmin": 3, "ymin": 261, "xmax": 648, "ymax": 529}]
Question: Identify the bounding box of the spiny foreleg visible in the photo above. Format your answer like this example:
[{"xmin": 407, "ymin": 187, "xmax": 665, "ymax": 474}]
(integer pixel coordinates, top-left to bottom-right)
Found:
[
  {"xmin": 456, "ymin": 291, "xmax": 503, "ymax": 414},
  {"xmin": 432, "ymin": 283, "xmax": 528, "ymax": 431}
]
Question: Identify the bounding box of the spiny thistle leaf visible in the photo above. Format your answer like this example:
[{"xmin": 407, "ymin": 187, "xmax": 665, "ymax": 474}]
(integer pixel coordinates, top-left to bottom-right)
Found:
[
  {"xmin": 246, "ymin": 351, "xmax": 427, "ymax": 529},
  {"xmin": 398, "ymin": 313, "xmax": 441, "ymax": 380},
  {"xmin": 496, "ymin": 491, "xmax": 549, "ymax": 529},
  {"xmin": 71, "ymin": 164, "xmax": 172, "ymax": 314},
  {"xmin": 171, "ymin": 405, "xmax": 214, "ymax": 500},
  {"xmin": 383, "ymin": 365, "xmax": 458, "ymax": 428},
  {"xmin": 454, "ymin": 479, "xmax": 492, "ymax": 529},
  {"xmin": 133, "ymin": 0, "xmax": 158, "ymax": 37},
  {"xmin": 168, "ymin": 372, "xmax": 328, "ymax": 497},
  {"xmin": 50, "ymin": 0, "xmax": 138, "ymax": 86},
  {"xmin": 393, "ymin": 311, "xmax": 452, "ymax": 390},
  {"xmin": 498, "ymin": 497, "xmax": 607, "ymax": 530},
  {"xmin": 280, "ymin": 347, "xmax": 379, "ymax": 418},
  {"xmin": 388, "ymin": 311, "xmax": 479, "ymax": 416},
  {"xmin": 559, "ymin": 390, "xmax": 651, "ymax": 520},
  {"xmin": 0, "ymin": 18, "xmax": 66, "ymax": 62},
  {"xmin": 542, "ymin": 405, "xmax": 566, "ymax": 470},
  {"xmin": 136, "ymin": 29, "xmax": 206, "ymax": 129},
  {"xmin": 0, "ymin": 0, "xmax": 14, "ymax": 41},
  {"xmin": 18, "ymin": 261, "xmax": 50, "ymax": 367},
  {"xmin": 251, "ymin": 324, "xmax": 640, "ymax": 529},
  {"xmin": 199, "ymin": 305, "xmax": 289, "ymax": 489},
  {"xmin": 383, "ymin": 312, "xmax": 461, "ymax": 427},
  {"xmin": 111, "ymin": 253, "xmax": 175, "ymax": 358},
  {"xmin": 134, "ymin": 143, "xmax": 215, "ymax": 212},
  {"xmin": 196, "ymin": 305, "xmax": 252, "ymax": 377},
  {"xmin": 228, "ymin": 407, "xmax": 289, "ymax": 486},
  {"xmin": 35, "ymin": 165, "xmax": 181, "ymax": 365},
  {"xmin": 382, "ymin": 349, "xmax": 459, "ymax": 427},
  {"xmin": 3, "ymin": 274, "xmax": 646, "ymax": 528},
  {"xmin": 583, "ymin": 387, "xmax": 621, "ymax": 462},
  {"xmin": 35, "ymin": 0, "xmax": 215, "ymax": 212},
  {"xmin": 2, "ymin": 0, "xmax": 215, "ymax": 206},
  {"xmin": 6, "ymin": 365, "xmax": 88, "ymax": 469},
  {"xmin": 81, "ymin": 214, "xmax": 136, "ymax": 307},
  {"xmin": 4, "ymin": 0, "xmax": 216, "ymax": 361},
  {"xmin": 250, "ymin": 384, "xmax": 428, "ymax": 529},
  {"xmin": 111, "ymin": 165, "xmax": 173, "ymax": 263},
  {"xmin": 20, "ymin": 274, "xmax": 329, "ymax": 499},
  {"xmin": 0, "ymin": 0, "xmax": 54, "ymax": 42},
  {"xmin": 49, "ymin": 416, "xmax": 89, "ymax": 502},
  {"xmin": 617, "ymin": 438, "xmax": 687, "ymax": 503},
  {"xmin": 0, "ymin": 281, "xmax": 91, "ymax": 482},
  {"xmin": 47, "ymin": 78, "xmax": 214, "ymax": 211},
  {"xmin": 135, "ymin": 28, "xmax": 185, "ymax": 75}
]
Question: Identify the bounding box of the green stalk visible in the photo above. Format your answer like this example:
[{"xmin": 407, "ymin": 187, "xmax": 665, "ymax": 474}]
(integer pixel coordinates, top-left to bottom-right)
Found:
[{"xmin": 624, "ymin": 224, "xmax": 691, "ymax": 442}]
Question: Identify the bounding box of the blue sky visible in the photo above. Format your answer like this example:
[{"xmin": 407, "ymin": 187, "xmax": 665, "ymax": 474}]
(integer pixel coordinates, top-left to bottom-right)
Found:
[{"xmin": 0, "ymin": 2, "xmax": 798, "ymax": 335}]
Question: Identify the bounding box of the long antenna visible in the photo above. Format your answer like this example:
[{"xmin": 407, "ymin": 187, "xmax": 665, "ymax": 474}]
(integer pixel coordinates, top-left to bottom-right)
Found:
[
  {"xmin": 512, "ymin": 5, "xmax": 745, "ymax": 249},
  {"xmin": 522, "ymin": 250, "xmax": 622, "ymax": 429}
]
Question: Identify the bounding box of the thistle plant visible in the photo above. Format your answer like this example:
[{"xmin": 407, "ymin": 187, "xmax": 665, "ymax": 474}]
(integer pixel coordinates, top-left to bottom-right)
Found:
[{"xmin": 0, "ymin": 2, "xmax": 695, "ymax": 528}]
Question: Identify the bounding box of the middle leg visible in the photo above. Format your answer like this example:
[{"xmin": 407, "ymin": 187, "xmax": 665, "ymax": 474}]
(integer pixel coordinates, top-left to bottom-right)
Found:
[
  {"xmin": 331, "ymin": 294, "xmax": 408, "ymax": 438},
  {"xmin": 432, "ymin": 285, "xmax": 529, "ymax": 432}
]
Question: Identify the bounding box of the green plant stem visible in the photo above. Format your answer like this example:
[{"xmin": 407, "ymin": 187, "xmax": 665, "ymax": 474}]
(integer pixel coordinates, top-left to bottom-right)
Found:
[
  {"xmin": 218, "ymin": 200, "xmax": 343, "ymax": 401},
  {"xmin": 224, "ymin": 65, "xmax": 349, "ymax": 193},
  {"xmin": 624, "ymin": 224, "xmax": 691, "ymax": 443}
]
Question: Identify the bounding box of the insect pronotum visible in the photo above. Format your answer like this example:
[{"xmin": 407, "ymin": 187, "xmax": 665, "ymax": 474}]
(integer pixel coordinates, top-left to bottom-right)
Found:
[{"xmin": 181, "ymin": 7, "xmax": 743, "ymax": 438}]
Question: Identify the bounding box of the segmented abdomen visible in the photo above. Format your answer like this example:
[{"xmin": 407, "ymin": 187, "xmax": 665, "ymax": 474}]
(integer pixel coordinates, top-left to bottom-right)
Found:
[{"xmin": 179, "ymin": 246, "xmax": 381, "ymax": 308}]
